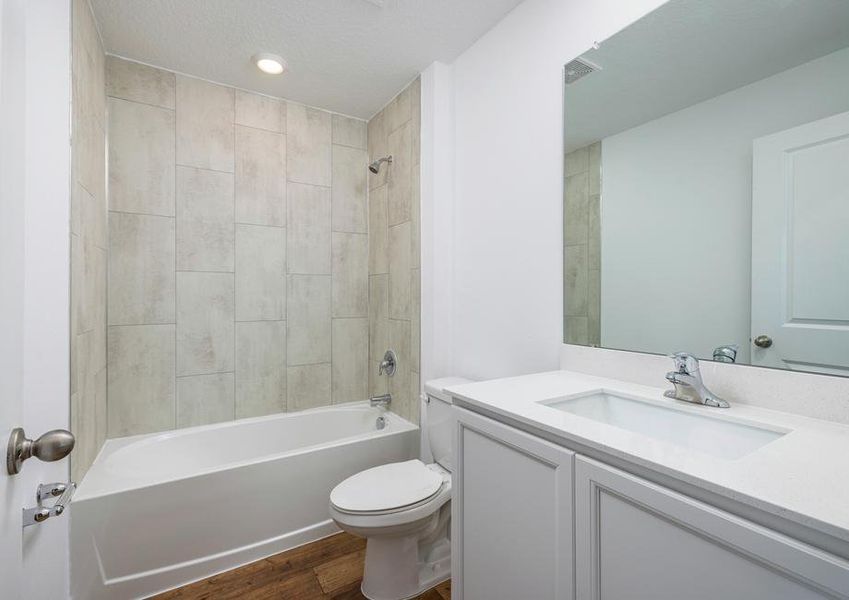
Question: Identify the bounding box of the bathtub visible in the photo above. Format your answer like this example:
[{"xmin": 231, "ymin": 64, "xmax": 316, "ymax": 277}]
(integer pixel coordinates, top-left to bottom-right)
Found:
[{"xmin": 70, "ymin": 403, "xmax": 418, "ymax": 599}]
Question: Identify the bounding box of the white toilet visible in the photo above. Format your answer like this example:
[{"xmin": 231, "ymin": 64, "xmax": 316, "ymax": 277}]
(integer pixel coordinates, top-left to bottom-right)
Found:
[{"xmin": 329, "ymin": 377, "xmax": 471, "ymax": 600}]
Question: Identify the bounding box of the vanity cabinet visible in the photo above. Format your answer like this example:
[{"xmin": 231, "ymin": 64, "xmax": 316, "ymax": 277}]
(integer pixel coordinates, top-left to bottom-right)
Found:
[
  {"xmin": 453, "ymin": 408, "xmax": 849, "ymax": 600},
  {"xmin": 574, "ymin": 456, "xmax": 849, "ymax": 600},
  {"xmin": 452, "ymin": 408, "xmax": 575, "ymax": 600}
]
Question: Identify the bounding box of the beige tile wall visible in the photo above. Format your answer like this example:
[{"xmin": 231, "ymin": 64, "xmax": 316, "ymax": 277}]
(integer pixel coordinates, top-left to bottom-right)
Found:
[
  {"xmin": 106, "ymin": 57, "xmax": 371, "ymax": 436},
  {"xmin": 70, "ymin": 0, "xmax": 107, "ymax": 481},
  {"xmin": 367, "ymin": 78, "xmax": 422, "ymax": 423},
  {"xmin": 564, "ymin": 142, "xmax": 601, "ymax": 346}
]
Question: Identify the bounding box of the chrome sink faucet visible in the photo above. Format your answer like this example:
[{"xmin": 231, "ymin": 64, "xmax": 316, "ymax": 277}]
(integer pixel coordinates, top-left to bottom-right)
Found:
[{"xmin": 664, "ymin": 352, "xmax": 729, "ymax": 408}]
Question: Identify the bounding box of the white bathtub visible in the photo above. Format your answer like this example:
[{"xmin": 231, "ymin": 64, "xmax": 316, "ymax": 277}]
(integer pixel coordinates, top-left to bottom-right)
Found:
[{"xmin": 70, "ymin": 403, "xmax": 418, "ymax": 599}]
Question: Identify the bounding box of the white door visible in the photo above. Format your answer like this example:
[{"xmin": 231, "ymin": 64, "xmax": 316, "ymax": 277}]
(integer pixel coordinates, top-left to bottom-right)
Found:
[
  {"xmin": 1, "ymin": 1, "xmax": 73, "ymax": 598},
  {"xmin": 751, "ymin": 111, "xmax": 849, "ymax": 375}
]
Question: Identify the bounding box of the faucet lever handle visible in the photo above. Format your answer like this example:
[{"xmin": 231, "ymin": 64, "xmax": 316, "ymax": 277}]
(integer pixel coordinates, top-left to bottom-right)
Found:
[{"xmin": 668, "ymin": 352, "xmax": 699, "ymax": 374}]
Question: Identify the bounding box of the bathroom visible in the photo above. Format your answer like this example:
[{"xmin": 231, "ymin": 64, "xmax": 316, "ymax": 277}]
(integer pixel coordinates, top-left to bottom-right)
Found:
[{"xmin": 1, "ymin": 0, "xmax": 848, "ymax": 598}]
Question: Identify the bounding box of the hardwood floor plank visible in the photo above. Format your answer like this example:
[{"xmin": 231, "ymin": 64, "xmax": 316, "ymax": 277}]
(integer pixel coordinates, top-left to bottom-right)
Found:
[
  {"xmin": 313, "ymin": 549, "xmax": 367, "ymax": 594},
  {"xmin": 152, "ymin": 533, "xmax": 450, "ymax": 600},
  {"xmin": 266, "ymin": 533, "xmax": 366, "ymax": 574}
]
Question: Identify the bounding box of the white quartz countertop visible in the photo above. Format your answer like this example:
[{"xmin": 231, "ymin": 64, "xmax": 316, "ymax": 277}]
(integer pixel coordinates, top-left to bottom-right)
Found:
[{"xmin": 447, "ymin": 370, "xmax": 849, "ymax": 546}]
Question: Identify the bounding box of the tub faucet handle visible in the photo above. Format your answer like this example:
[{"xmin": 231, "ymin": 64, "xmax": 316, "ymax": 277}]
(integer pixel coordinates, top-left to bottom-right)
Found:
[{"xmin": 378, "ymin": 350, "xmax": 397, "ymax": 377}]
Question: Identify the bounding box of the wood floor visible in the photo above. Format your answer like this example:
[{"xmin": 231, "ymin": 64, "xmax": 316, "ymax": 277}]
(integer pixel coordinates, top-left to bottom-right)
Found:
[{"xmin": 152, "ymin": 532, "xmax": 451, "ymax": 600}]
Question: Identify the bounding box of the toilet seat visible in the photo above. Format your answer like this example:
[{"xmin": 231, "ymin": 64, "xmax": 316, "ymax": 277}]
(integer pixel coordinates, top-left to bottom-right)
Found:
[{"xmin": 330, "ymin": 460, "xmax": 444, "ymax": 515}]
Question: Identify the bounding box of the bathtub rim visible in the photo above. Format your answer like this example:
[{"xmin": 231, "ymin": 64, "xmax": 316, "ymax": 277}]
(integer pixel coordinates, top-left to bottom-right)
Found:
[{"xmin": 75, "ymin": 402, "xmax": 419, "ymax": 501}]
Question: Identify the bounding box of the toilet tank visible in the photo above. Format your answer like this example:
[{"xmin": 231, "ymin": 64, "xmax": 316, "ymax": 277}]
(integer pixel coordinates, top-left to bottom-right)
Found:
[{"xmin": 424, "ymin": 377, "xmax": 473, "ymax": 472}]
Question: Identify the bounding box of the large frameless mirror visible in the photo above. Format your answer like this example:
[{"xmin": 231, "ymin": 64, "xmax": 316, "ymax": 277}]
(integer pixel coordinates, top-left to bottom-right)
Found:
[{"xmin": 562, "ymin": 0, "xmax": 849, "ymax": 376}]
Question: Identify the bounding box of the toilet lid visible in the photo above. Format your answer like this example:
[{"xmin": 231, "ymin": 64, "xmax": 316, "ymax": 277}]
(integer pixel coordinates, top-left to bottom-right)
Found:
[{"xmin": 330, "ymin": 460, "xmax": 444, "ymax": 513}]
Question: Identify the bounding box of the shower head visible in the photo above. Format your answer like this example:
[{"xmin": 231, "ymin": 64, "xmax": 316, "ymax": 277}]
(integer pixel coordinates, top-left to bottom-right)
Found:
[{"xmin": 368, "ymin": 156, "xmax": 392, "ymax": 174}]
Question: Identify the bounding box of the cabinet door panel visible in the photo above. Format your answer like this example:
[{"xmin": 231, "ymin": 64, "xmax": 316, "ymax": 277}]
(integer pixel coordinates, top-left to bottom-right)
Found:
[
  {"xmin": 575, "ymin": 456, "xmax": 849, "ymax": 600},
  {"xmin": 453, "ymin": 408, "xmax": 574, "ymax": 600}
]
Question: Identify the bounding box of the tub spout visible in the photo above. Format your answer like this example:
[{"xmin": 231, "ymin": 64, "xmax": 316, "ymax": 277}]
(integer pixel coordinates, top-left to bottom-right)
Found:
[{"xmin": 370, "ymin": 394, "xmax": 391, "ymax": 409}]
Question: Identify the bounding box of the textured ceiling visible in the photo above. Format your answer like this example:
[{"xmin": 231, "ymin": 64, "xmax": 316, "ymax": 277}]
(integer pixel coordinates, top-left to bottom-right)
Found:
[
  {"xmin": 89, "ymin": 0, "xmax": 524, "ymax": 119},
  {"xmin": 565, "ymin": 0, "xmax": 849, "ymax": 151}
]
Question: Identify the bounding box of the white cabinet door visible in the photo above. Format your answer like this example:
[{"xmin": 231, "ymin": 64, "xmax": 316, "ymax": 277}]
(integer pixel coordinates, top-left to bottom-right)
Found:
[
  {"xmin": 453, "ymin": 408, "xmax": 574, "ymax": 600},
  {"xmin": 575, "ymin": 456, "xmax": 849, "ymax": 600},
  {"xmin": 751, "ymin": 111, "xmax": 849, "ymax": 375}
]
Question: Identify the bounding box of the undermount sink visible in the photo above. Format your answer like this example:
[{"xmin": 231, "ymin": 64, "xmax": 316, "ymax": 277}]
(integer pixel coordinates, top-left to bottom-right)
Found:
[{"xmin": 540, "ymin": 390, "xmax": 787, "ymax": 460}]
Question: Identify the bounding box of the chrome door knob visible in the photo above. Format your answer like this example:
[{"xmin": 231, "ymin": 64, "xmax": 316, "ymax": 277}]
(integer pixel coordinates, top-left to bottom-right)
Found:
[
  {"xmin": 753, "ymin": 335, "xmax": 773, "ymax": 349},
  {"xmin": 6, "ymin": 428, "xmax": 75, "ymax": 475}
]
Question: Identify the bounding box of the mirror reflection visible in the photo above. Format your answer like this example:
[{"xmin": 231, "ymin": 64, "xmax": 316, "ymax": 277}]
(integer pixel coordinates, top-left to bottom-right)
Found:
[{"xmin": 562, "ymin": 0, "xmax": 849, "ymax": 375}]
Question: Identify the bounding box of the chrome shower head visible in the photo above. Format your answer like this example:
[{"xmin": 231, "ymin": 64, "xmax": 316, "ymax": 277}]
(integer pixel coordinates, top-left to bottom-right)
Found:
[{"xmin": 368, "ymin": 156, "xmax": 392, "ymax": 174}]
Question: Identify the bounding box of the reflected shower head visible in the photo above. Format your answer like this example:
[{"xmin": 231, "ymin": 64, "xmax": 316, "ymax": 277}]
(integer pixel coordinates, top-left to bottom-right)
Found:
[{"xmin": 369, "ymin": 156, "xmax": 392, "ymax": 174}]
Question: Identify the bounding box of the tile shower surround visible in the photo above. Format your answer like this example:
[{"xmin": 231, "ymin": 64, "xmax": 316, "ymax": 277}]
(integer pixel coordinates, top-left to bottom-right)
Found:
[{"xmin": 100, "ymin": 56, "xmax": 422, "ymax": 442}]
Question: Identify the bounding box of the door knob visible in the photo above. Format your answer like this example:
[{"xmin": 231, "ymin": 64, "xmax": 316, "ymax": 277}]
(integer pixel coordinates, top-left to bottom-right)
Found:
[
  {"xmin": 753, "ymin": 335, "xmax": 773, "ymax": 349},
  {"xmin": 6, "ymin": 428, "xmax": 75, "ymax": 475}
]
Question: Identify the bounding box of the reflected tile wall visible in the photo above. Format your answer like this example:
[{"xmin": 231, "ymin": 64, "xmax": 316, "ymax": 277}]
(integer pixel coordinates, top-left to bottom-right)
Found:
[{"xmin": 564, "ymin": 142, "xmax": 601, "ymax": 346}]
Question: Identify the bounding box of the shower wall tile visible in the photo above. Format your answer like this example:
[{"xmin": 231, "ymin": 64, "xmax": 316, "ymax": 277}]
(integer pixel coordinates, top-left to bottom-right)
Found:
[
  {"xmin": 331, "ymin": 318, "xmax": 368, "ymax": 404},
  {"xmin": 411, "ymin": 165, "xmax": 421, "ymax": 270},
  {"xmin": 236, "ymin": 320, "xmax": 286, "ymax": 418},
  {"xmin": 411, "ymin": 269, "xmax": 421, "ymax": 370},
  {"xmin": 287, "ymin": 275, "xmax": 331, "ymax": 365},
  {"xmin": 367, "ymin": 111, "xmax": 388, "ymax": 188},
  {"xmin": 177, "ymin": 373, "xmax": 235, "ymax": 427},
  {"xmin": 108, "ymin": 97, "xmax": 175, "ymax": 216},
  {"xmin": 587, "ymin": 269, "xmax": 601, "ymax": 346},
  {"xmin": 106, "ymin": 56, "xmax": 175, "ymax": 109},
  {"xmin": 236, "ymin": 224, "xmax": 285, "ymax": 321},
  {"xmin": 287, "ymin": 103, "xmax": 331, "ymax": 186},
  {"xmin": 331, "ymin": 144, "xmax": 368, "ymax": 233},
  {"xmin": 71, "ymin": 0, "xmax": 107, "ymax": 481},
  {"xmin": 287, "ymin": 183, "xmax": 331, "ymax": 274},
  {"xmin": 388, "ymin": 318, "xmax": 412, "ymax": 420},
  {"xmin": 387, "ymin": 122, "xmax": 412, "ymax": 225},
  {"xmin": 565, "ymin": 316, "xmax": 589, "ymax": 345},
  {"xmin": 332, "ymin": 114, "xmax": 367, "ymax": 149},
  {"xmin": 176, "ymin": 166, "xmax": 235, "ymax": 272},
  {"xmin": 367, "ymin": 77, "xmax": 420, "ymax": 421},
  {"xmin": 235, "ymin": 125, "xmax": 286, "ymax": 226},
  {"xmin": 104, "ymin": 61, "xmax": 383, "ymax": 439},
  {"xmin": 288, "ymin": 363, "xmax": 331, "ymax": 412},
  {"xmin": 108, "ymin": 212, "xmax": 175, "ymax": 325},
  {"xmin": 388, "ymin": 222, "xmax": 411, "ymax": 320},
  {"xmin": 368, "ymin": 186, "xmax": 389, "ymax": 275},
  {"xmin": 176, "ymin": 76, "xmax": 235, "ymax": 172},
  {"xmin": 368, "ymin": 274, "xmax": 390, "ymax": 365},
  {"xmin": 332, "ymin": 232, "xmax": 368, "ymax": 318},
  {"xmin": 410, "ymin": 78, "xmax": 421, "ymax": 167},
  {"xmin": 235, "ymin": 90, "xmax": 285, "ymax": 133},
  {"xmin": 385, "ymin": 85, "xmax": 412, "ymax": 134},
  {"xmin": 176, "ymin": 272, "xmax": 235, "ymax": 376},
  {"xmin": 107, "ymin": 324, "xmax": 176, "ymax": 437}
]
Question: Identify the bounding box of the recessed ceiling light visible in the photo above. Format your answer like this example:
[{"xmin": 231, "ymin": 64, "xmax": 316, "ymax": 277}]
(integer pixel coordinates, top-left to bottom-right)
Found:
[{"xmin": 253, "ymin": 53, "xmax": 286, "ymax": 75}]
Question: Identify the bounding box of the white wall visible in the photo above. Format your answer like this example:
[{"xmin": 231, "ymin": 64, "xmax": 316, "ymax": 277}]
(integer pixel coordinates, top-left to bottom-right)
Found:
[
  {"xmin": 424, "ymin": 0, "xmax": 668, "ymax": 381},
  {"xmin": 601, "ymin": 47, "xmax": 849, "ymax": 362}
]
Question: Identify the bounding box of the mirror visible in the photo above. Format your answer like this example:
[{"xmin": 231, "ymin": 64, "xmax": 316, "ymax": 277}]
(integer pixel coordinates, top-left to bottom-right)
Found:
[{"xmin": 562, "ymin": 0, "xmax": 849, "ymax": 376}]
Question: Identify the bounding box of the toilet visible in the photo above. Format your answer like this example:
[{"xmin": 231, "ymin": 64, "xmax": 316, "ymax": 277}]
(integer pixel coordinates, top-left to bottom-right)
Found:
[{"xmin": 329, "ymin": 377, "xmax": 471, "ymax": 600}]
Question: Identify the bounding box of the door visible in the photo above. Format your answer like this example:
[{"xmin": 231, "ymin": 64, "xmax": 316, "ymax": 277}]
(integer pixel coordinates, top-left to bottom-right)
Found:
[
  {"xmin": 452, "ymin": 407, "xmax": 574, "ymax": 600},
  {"xmin": 574, "ymin": 456, "xmax": 849, "ymax": 600},
  {"xmin": 1, "ymin": 1, "xmax": 73, "ymax": 598},
  {"xmin": 751, "ymin": 111, "xmax": 849, "ymax": 374}
]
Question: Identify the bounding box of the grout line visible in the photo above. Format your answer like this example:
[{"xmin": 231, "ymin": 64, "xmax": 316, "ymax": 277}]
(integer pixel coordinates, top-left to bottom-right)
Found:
[{"xmin": 106, "ymin": 93, "xmax": 174, "ymax": 113}]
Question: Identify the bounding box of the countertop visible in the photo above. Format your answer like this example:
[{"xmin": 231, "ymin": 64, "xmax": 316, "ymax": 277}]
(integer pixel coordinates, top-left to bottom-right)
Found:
[{"xmin": 447, "ymin": 369, "xmax": 849, "ymax": 547}]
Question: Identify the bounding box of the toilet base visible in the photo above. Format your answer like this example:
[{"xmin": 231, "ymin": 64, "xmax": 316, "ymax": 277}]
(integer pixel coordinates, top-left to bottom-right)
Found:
[{"xmin": 360, "ymin": 534, "xmax": 450, "ymax": 600}]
